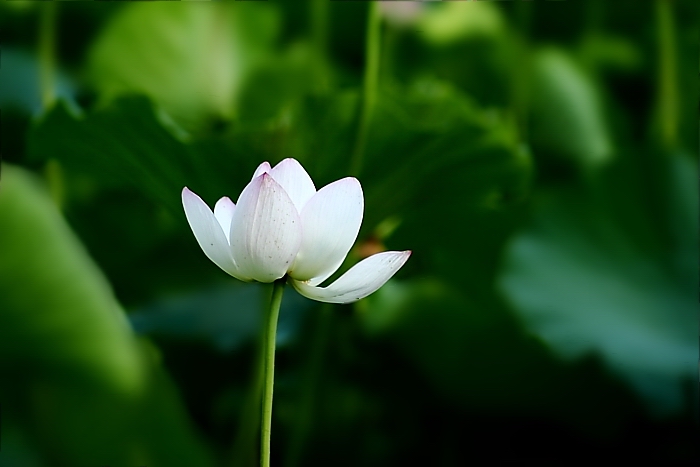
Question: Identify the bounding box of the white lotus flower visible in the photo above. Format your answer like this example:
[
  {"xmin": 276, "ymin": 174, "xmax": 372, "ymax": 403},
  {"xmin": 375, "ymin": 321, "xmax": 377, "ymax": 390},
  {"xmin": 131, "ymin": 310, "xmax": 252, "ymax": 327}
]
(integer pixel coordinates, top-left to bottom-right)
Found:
[{"xmin": 182, "ymin": 158, "xmax": 411, "ymax": 304}]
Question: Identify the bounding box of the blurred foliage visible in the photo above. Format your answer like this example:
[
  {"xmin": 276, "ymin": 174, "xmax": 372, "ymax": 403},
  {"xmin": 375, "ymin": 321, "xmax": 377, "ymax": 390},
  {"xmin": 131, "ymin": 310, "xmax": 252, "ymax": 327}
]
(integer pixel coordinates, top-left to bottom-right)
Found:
[
  {"xmin": 87, "ymin": 1, "xmax": 280, "ymax": 132},
  {"xmin": 500, "ymin": 153, "xmax": 697, "ymax": 415},
  {"xmin": 1, "ymin": 0, "xmax": 697, "ymax": 465},
  {"xmin": 0, "ymin": 165, "xmax": 213, "ymax": 467}
]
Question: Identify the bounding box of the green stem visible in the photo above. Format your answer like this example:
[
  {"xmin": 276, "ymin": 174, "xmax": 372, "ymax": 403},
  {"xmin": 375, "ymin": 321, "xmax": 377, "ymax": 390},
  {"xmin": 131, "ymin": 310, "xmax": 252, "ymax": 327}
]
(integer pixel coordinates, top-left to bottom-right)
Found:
[
  {"xmin": 38, "ymin": 1, "xmax": 58, "ymax": 110},
  {"xmin": 349, "ymin": 1, "xmax": 382, "ymax": 177},
  {"xmin": 43, "ymin": 159, "xmax": 65, "ymax": 210},
  {"xmin": 260, "ymin": 278, "xmax": 285, "ymax": 467},
  {"xmin": 38, "ymin": 1, "xmax": 64, "ymax": 210},
  {"xmin": 511, "ymin": 0, "xmax": 532, "ymax": 144},
  {"xmin": 655, "ymin": 0, "xmax": 678, "ymax": 150},
  {"xmin": 310, "ymin": 0, "xmax": 330, "ymax": 94}
]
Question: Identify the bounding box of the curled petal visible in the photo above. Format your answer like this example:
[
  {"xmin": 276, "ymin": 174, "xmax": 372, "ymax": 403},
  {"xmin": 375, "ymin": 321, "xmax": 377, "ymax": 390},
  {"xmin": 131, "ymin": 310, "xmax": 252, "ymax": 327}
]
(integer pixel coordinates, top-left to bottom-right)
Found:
[
  {"xmin": 291, "ymin": 251, "xmax": 411, "ymax": 304},
  {"xmin": 182, "ymin": 188, "xmax": 249, "ymax": 281},
  {"xmin": 229, "ymin": 174, "xmax": 303, "ymax": 283},
  {"xmin": 269, "ymin": 158, "xmax": 316, "ymax": 212},
  {"xmin": 289, "ymin": 177, "xmax": 363, "ymax": 285},
  {"xmin": 214, "ymin": 197, "xmax": 235, "ymax": 242}
]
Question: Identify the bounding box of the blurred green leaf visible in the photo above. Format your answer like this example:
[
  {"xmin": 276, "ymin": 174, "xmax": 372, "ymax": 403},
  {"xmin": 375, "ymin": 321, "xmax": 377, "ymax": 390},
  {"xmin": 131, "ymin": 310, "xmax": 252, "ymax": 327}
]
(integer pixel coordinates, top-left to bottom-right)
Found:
[
  {"xmin": 529, "ymin": 47, "xmax": 614, "ymax": 169},
  {"xmin": 417, "ymin": 1, "xmax": 505, "ymax": 45},
  {"xmin": 30, "ymin": 78, "xmax": 530, "ymax": 242},
  {"xmin": 130, "ymin": 283, "xmax": 312, "ymax": 352},
  {"xmin": 28, "ymin": 97, "xmax": 193, "ymax": 211},
  {"xmin": 28, "ymin": 97, "xmax": 259, "ymax": 216},
  {"xmin": 385, "ymin": 1, "xmax": 512, "ymax": 109},
  {"xmin": 356, "ymin": 81, "xmax": 531, "ymax": 292},
  {"xmin": 86, "ymin": 0, "xmax": 279, "ymax": 131},
  {"xmin": 499, "ymin": 154, "xmax": 697, "ymax": 415},
  {"xmin": 236, "ymin": 42, "xmax": 320, "ymax": 123},
  {"xmin": 358, "ymin": 278, "xmax": 640, "ymax": 434},
  {"xmin": 0, "ymin": 48, "xmax": 74, "ymax": 116},
  {"xmin": 578, "ymin": 33, "xmax": 643, "ymax": 73},
  {"xmin": 362, "ymin": 80, "xmax": 532, "ymax": 232},
  {"xmin": 0, "ymin": 422, "xmax": 45, "ymax": 467},
  {"xmin": 0, "ymin": 164, "xmax": 214, "ymax": 467}
]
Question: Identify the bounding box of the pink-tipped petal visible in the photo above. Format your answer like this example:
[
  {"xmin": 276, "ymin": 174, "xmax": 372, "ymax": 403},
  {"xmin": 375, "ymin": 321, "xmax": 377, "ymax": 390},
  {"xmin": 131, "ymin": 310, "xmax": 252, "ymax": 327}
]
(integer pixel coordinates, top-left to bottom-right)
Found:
[
  {"xmin": 214, "ymin": 197, "xmax": 235, "ymax": 242},
  {"xmin": 182, "ymin": 188, "xmax": 249, "ymax": 281},
  {"xmin": 289, "ymin": 177, "xmax": 363, "ymax": 285},
  {"xmin": 269, "ymin": 158, "xmax": 316, "ymax": 212},
  {"xmin": 291, "ymin": 250, "xmax": 411, "ymax": 304},
  {"xmin": 252, "ymin": 161, "xmax": 272, "ymax": 180},
  {"xmin": 229, "ymin": 174, "xmax": 303, "ymax": 283}
]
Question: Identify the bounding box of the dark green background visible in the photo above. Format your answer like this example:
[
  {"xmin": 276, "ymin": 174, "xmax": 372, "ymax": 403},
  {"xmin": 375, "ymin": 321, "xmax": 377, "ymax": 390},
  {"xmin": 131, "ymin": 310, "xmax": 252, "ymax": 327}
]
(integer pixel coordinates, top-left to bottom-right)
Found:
[{"xmin": 0, "ymin": 1, "xmax": 696, "ymax": 465}]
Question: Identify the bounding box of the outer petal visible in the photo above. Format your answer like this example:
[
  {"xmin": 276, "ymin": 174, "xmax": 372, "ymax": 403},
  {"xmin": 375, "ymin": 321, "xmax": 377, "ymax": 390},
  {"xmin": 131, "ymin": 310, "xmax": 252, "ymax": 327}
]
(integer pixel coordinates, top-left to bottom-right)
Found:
[
  {"xmin": 229, "ymin": 173, "xmax": 303, "ymax": 283},
  {"xmin": 214, "ymin": 197, "xmax": 235, "ymax": 242},
  {"xmin": 291, "ymin": 250, "xmax": 411, "ymax": 304},
  {"xmin": 289, "ymin": 177, "xmax": 363, "ymax": 285},
  {"xmin": 182, "ymin": 188, "xmax": 250, "ymax": 281},
  {"xmin": 252, "ymin": 161, "xmax": 271, "ymax": 180},
  {"xmin": 269, "ymin": 158, "xmax": 316, "ymax": 212}
]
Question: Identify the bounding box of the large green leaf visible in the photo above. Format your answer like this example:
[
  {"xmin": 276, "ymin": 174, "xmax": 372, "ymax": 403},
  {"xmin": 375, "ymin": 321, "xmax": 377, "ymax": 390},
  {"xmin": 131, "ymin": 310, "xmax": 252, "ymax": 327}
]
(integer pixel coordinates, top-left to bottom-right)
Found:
[
  {"xmin": 390, "ymin": 2, "xmax": 512, "ymax": 108},
  {"xmin": 353, "ymin": 80, "xmax": 532, "ymax": 234},
  {"xmin": 28, "ymin": 97, "xmax": 258, "ymax": 216},
  {"xmin": 358, "ymin": 278, "xmax": 641, "ymax": 433},
  {"xmin": 417, "ymin": 1, "xmax": 506, "ymax": 45},
  {"xmin": 0, "ymin": 164, "xmax": 214, "ymax": 467},
  {"xmin": 499, "ymin": 154, "xmax": 697, "ymax": 415},
  {"xmin": 529, "ymin": 47, "xmax": 614, "ymax": 169},
  {"xmin": 130, "ymin": 283, "xmax": 312, "ymax": 352},
  {"xmin": 86, "ymin": 0, "xmax": 279, "ymax": 131}
]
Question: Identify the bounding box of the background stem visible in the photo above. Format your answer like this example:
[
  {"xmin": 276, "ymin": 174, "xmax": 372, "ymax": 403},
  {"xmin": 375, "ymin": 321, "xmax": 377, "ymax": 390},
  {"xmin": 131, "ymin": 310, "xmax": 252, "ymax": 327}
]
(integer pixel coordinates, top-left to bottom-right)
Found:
[
  {"xmin": 260, "ymin": 279, "xmax": 285, "ymax": 467},
  {"xmin": 310, "ymin": 0, "xmax": 330, "ymax": 94},
  {"xmin": 38, "ymin": 1, "xmax": 64, "ymax": 209},
  {"xmin": 349, "ymin": 2, "xmax": 382, "ymax": 177},
  {"xmin": 655, "ymin": 0, "xmax": 678, "ymax": 150},
  {"xmin": 38, "ymin": 1, "xmax": 58, "ymax": 110}
]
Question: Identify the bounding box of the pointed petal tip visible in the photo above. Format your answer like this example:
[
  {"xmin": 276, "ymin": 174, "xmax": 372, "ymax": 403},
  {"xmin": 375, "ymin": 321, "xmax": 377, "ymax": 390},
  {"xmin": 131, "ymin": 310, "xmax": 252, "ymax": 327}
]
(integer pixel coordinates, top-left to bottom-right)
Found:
[
  {"xmin": 252, "ymin": 161, "xmax": 272, "ymax": 180},
  {"xmin": 292, "ymin": 249, "xmax": 411, "ymax": 304},
  {"xmin": 389, "ymin": 249, "xmax": 412, "ymax": 266},
  {"xmin": 182, "ymin": 186, "xmax": 202, "ymax": 205}
]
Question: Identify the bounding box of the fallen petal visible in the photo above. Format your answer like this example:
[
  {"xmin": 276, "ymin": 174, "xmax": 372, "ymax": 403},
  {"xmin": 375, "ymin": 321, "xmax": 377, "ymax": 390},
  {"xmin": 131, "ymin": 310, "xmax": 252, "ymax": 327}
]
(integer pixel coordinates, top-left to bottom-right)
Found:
[{"xmin": 292, "ymin": 250, "xmax": 411, "ymax": 303}]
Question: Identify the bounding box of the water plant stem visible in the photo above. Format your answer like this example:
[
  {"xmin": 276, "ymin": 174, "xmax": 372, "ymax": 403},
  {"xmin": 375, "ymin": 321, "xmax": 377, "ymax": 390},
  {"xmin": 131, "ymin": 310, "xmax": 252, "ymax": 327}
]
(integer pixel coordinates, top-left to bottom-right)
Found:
[
  {"xmin": 260, "ymin": 278, "xmax": 285, "ymax": 467},
  {"xmin": 38, "ymin": 1, "xmax": 58, "ymax": 109},
  {"xmin": 655, "ymin": 0, "xmax": 678, "ymax": 150},
  {"xmin": 350, "ymin": 1, "xmax": 382, "ymax": 177},
  {"xmin": 311, "ymin": 0, "xmax": 330, "ymax": 93}
]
